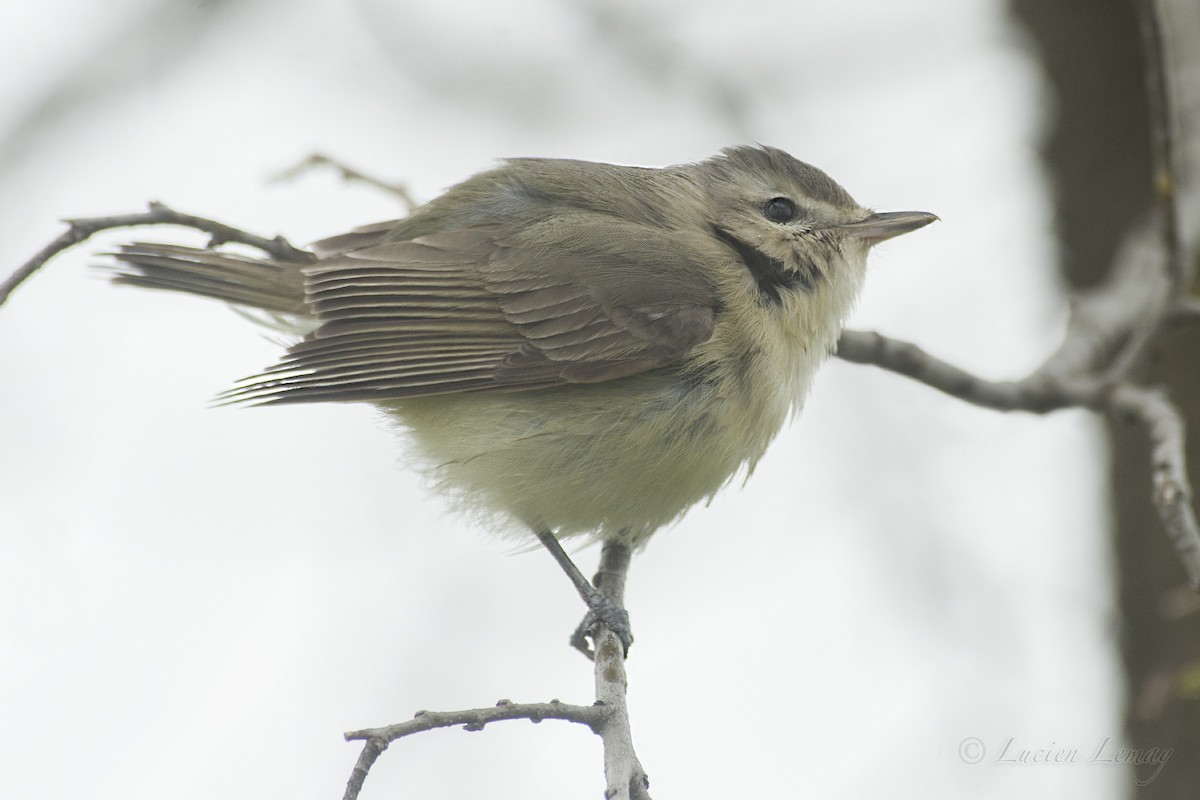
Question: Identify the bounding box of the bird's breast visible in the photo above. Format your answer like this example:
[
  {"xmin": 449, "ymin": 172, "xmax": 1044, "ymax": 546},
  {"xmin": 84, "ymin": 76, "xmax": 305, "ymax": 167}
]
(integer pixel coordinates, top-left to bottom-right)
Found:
[
  {"xmin": 381, "ymin": 345, "xmax": 802, "ymax": 545},
  {"xmin": 381, "ymin": 268, "xmax": 852, "ymax": 545}
]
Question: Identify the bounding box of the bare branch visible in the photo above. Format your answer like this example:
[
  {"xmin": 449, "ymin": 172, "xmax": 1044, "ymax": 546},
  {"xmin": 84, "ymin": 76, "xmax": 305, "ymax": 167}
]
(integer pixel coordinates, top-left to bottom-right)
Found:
[
  {"xmin": 835, "ymin": 329, "xmax": 1105, "ymax": 412},
  {"xmin": 337, "ymin": 544, "xmax": 649, "ymax": 799},
  {"xmin": 831, "ymin": 0, "xmax": 1200, "ymax": 593},
  {"xmin": 340, "ymin": 700, "xmax": 606, "ymax": 800},
  {"xmin": 272, "ymin": 153, "xmax": 418, "ymax": 212},
  {"xmin": 1073, "ymin": 0, "xmax": 1195, "ymax": 383},
  {"xmin": 341, "ymin": 738, "xmax": 385, "ymax": 800},
  {"xmin": 1039, "ymin": 215, "xmax": 1171, "ymax": 382},
  {"xmin": 590, "ymin": 542, "xmax": 650, "ymax": 800},
  {"xmin": 343, "ymin": 699, "xmax": 606, "ymax": 744},
  {"xmin": 836, "ymin": 328, "xmax": 1200, "ymax": 589},
  {"xmin": 1137, "ymin": 0, "xmax": 1190, "ymax": 292},
  {"xmin": 1108, "ymin": 385, "xmax": 1200, "ymax": 589},
  {"xmin": 1160, "ymin": 0, "xmax": 1200, "ymax": 266},
  {"xmin": 0, "ymin": 201, "xmax": 312, "ymax": 307}
]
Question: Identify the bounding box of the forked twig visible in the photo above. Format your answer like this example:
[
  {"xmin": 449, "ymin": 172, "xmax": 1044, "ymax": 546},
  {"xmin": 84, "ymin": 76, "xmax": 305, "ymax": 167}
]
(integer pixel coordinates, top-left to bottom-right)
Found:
[{"xmin": 339, "ymin": 542, "xmax": 648, "ymax": 800}]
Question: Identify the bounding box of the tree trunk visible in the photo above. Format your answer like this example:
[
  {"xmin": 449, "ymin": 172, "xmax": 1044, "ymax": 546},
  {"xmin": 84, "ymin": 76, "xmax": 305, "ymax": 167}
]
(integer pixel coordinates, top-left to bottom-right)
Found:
[{"xmin": 1008, "ymin": 0, "xmax": 1200, "ymax": 795}]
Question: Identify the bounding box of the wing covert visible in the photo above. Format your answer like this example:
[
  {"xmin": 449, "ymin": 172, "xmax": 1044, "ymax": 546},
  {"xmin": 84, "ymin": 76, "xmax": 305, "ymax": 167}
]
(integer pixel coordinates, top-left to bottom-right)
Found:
[{"xmin": 224, "ymin": 217, "xmax": 718, "ymax": 404}]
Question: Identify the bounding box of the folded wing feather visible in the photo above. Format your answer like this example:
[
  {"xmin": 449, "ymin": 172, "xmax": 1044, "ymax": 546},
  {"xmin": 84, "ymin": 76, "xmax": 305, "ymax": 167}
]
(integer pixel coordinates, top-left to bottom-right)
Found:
[{"xmin": 114, "ymin": 215, "xmax": 719, "ymax": 404}]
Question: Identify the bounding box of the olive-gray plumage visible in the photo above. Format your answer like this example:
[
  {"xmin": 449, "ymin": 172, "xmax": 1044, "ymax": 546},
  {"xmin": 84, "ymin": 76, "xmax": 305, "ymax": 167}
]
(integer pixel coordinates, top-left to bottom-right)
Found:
[{"xmin": 111, "ymin": 145, "xmax": 935, "ymax": 544}]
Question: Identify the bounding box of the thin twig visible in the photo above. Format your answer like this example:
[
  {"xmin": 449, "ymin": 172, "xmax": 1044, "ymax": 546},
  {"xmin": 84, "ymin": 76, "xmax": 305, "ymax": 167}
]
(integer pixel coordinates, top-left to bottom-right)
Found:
[
  {"xmin": 341, "ymin": 700, "xmax": 608, "ymax": 800},
  {"xmin": 0, "ymin": 201, "xmax": 312, "ymax": 307},
  {"xmin": 273, "ymin": 153, "xmax": 418, "ymax": 212},
  {"xmin": 344, "ymin": 699, "xmax": 606, "ymax": 742},
  {"xmin": 835, "ymin": 329, "xmax": 1106, "ymax": 412},
  {"xmin": 836, "ymin": 328, "xmax": 1200, "ymax": 589},
  {"xmin": 337, "ymin": 543, "xmax": 648, "ymax": 800}
]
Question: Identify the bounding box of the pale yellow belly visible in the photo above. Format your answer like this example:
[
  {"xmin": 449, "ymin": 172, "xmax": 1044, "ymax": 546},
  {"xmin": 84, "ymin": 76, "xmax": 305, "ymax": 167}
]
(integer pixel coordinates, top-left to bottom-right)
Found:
[{"xmin": 380, "ymin": 370, "xmax": 791, "ymax": 544}]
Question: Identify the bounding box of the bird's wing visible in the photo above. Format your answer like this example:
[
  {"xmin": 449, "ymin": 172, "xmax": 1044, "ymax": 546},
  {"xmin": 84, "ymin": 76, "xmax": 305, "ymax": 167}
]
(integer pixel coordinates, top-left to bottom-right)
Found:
[{"xmin": 223, "ymin": 216, "xmax": 719, "ymax": 404}]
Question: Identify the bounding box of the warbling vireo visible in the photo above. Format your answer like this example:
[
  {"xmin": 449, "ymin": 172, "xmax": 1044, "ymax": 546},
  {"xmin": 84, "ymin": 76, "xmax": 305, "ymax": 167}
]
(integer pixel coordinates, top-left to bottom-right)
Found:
[{"xmin": 109, "ymin": 145, "xmax": 935, "ymax": 651}]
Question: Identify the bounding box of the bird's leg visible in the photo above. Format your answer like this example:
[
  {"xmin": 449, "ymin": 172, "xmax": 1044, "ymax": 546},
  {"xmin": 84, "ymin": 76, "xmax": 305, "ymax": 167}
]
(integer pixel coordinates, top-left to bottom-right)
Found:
[
  {"xmin": 575, "ymin": 539, "xmax": 634, "ymax": 655},
  {"xmin": 532, "ymin": 529, "xmax": 633, "ymax": 659}
]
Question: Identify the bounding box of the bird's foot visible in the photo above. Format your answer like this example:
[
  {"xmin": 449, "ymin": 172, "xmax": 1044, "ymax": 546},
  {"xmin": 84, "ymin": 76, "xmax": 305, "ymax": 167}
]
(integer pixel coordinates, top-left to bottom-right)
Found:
[{"xmin": 570, "ymin": 587, "xmax": 633, "ymax": 660}]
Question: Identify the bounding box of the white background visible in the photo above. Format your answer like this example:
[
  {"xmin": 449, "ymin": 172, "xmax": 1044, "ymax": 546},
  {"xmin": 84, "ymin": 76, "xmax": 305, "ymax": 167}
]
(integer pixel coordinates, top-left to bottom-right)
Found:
[{"xmin": 0, "ymin": 1, "xmax": 1125, "ymax": 798}]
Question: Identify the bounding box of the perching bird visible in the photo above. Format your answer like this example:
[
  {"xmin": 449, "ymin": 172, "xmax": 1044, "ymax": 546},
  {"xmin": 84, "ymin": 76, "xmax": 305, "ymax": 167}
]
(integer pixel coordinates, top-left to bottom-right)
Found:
[{"xmin": 108, "ymin": 145, "xmax": 936, "ymax": 653}]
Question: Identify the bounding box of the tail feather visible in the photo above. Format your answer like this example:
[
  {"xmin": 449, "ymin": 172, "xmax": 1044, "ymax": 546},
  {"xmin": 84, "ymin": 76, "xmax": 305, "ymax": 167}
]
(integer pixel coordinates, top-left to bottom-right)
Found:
[{"xmin": 107, "ymin": 242, "xmax": 311, "ymax": 317}]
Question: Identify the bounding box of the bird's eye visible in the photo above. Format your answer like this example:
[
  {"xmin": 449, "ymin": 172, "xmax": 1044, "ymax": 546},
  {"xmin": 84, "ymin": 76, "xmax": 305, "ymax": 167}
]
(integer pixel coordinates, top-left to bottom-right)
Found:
[{"xmin": 763, "ymin": 197, "xmax": 798, "ymax": 223}]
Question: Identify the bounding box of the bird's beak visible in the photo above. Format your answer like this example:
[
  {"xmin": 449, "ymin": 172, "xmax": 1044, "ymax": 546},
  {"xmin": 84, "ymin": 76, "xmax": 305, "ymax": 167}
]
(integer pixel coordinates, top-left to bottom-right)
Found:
[{"xmin": 837, "ymin": 210, "xmax": 939, "ymax": 244}]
